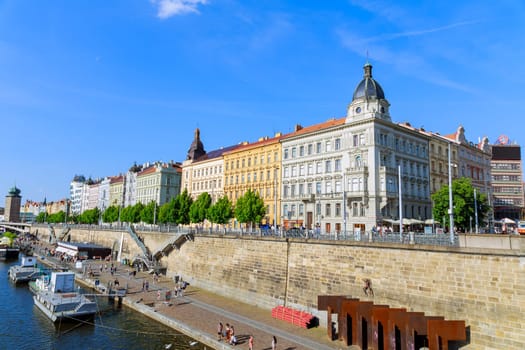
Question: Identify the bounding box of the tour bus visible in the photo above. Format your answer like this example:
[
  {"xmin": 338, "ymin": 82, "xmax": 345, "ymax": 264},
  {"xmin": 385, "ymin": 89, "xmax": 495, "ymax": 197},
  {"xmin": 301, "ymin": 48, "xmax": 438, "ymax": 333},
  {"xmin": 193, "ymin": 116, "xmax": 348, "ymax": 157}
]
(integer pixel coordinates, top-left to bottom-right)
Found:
[{"xmin": 518, "ymin": 221, "xmax": 525, "ymax": 235}]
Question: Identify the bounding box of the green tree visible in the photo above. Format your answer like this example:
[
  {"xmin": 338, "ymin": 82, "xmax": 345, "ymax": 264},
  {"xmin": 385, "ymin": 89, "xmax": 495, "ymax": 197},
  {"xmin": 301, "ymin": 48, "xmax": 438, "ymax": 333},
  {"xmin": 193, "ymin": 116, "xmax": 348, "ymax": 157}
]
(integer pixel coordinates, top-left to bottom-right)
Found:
[
  {"xmin": 140, "ymin": 201, "xmax": 158, "ymax": 224},
  {"xmin": 120, "ymin": 205, "xmax": 134, "ymax": 223},
  {"xmin": 131, "ymin": 202, "xmax": 145, "ymax": 223},
  {"xmin": 176, "ymin": 189, "xmax": 193, "ymax": 225},
  {"xmin": 79, "ymin": 208, "xmax": 100, "ymax": 224},
  {"xmin": 35, "ymin": 212, "xmax": 46, "ymax": 223},
  {"xmin": 102, "ymin": 205, "xmax": 119, "ymax": 223},
  {"xmin": 158, "ymin": 198, "xmax": 179, "ymax": 224},
  {"xmin": 47, "ymin": 211, "xmax": 65, "ymax": 223},
  {"xmin": 235, "ymin": 189, "xmax": 266, "ymax": 232},
  {"xmin": 189, "ymin": 192, "xmax": 212, "ymax": 224},
  {"xmin": 208, "ymin": 196, "xmax": 234, "ymax": 231},
  {"xmin": 432, "ymin": 177, "xmax": 490, "ymax": 232}
]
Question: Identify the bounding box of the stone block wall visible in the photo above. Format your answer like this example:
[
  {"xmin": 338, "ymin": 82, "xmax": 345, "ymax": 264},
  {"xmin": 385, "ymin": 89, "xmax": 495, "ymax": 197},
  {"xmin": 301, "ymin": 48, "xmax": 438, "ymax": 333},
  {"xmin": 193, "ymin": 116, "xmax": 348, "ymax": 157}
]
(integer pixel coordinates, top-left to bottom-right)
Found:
[
  {"xmin": 32, "ymin": 226, "xmax": 525, "ymax": 349},
  {"xmin": 164, "ymin": 235, "xmax": 524, "ymax": 350}
]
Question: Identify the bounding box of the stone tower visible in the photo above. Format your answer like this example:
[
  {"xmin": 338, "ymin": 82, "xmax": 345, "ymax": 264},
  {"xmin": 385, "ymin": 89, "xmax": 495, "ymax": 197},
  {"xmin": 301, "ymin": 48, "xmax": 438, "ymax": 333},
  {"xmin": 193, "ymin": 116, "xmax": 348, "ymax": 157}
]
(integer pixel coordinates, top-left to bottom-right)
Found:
[{"xmin": 5, "ymin": 186, "xmax": 21, "ymax": 222}]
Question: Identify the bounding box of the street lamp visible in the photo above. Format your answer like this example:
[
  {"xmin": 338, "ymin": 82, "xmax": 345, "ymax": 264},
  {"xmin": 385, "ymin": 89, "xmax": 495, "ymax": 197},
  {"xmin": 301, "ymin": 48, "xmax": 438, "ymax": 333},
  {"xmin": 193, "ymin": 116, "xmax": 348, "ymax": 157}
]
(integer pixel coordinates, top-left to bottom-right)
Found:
[
  {"xmin": 448, "ymin": 143, "xmax": 455, "ymax": 243},
  {"xmin": 474, "ymin": 188, "xmax": 479, "ymax": 234},
  {"xmin": 398, "ymin": 164, "xmax": 403, "ymax": 242},
  {"xmin": 153, "ymin": 188, "xmax": 159, "ymax": 225}
]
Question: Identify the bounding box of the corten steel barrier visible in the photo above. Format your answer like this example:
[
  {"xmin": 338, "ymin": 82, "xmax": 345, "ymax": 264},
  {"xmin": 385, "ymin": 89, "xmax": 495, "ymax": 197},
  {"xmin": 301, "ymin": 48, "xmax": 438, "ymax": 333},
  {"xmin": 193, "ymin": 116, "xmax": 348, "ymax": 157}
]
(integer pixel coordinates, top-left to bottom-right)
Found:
[{"xmin": 318, "ymin": 295, "xmax": 467, "ymax": 350}]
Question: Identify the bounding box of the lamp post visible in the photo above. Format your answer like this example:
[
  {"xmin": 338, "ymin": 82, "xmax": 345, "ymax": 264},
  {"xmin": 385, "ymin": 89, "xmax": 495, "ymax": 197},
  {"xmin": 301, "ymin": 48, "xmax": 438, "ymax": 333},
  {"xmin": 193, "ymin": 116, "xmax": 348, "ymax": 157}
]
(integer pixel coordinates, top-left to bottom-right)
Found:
[
  {"xmin": 474, "ymin": 188, "xmax": 479, "ymax": 234},
  {"xmin": 448, "ymin": 143, "xmax": 455, "ymax": 243},
  {"xmin": 398, "ymin": 164, "xmax": 403, "ymax": 242},
  {"xmin": 343, "ymin": 173, "xmax": 347, "ymax": 238},
  {"xmin": 153, "ymin": 188, "xmax": 159, "ymax": 226}
]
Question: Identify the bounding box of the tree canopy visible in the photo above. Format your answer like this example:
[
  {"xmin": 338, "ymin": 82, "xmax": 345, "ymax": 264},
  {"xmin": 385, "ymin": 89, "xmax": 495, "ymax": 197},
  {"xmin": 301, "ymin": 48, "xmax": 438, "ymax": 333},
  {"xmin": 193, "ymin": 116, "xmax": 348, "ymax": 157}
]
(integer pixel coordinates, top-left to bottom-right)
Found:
[
  {"xmin": 431, "ymin": 177, "xmax": 490, "ymax": 232},
  {"xmin": 235, "ymin": 189, "xmax": 266, "ymax": 229},
  {"xmin": 189, "ymin": 192, "xmax": 212, "ymax": 224},
  {"xmin": 208, "ymin": 196, "xmax": 234, "ymax": 226},
  {"xmin": 176, "ymin": 189, "xmax": 193, "ymax": 225}
]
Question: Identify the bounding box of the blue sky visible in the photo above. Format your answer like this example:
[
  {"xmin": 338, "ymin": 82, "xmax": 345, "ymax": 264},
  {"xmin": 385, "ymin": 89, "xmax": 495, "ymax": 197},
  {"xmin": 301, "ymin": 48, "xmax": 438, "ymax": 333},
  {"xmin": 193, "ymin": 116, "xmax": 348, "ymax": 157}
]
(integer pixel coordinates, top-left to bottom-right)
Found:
[{"xmin": 2, "ymin": 0, "xmax": 524, "ymax": 203}]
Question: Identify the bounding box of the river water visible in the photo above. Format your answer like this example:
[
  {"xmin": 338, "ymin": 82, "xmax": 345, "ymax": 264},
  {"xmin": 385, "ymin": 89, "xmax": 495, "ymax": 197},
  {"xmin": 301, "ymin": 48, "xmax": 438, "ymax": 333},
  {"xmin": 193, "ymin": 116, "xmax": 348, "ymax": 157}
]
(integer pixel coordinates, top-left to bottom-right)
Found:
[{"xmin": 0, "ymin": 257, "xmax": 210, "ymax": 350}]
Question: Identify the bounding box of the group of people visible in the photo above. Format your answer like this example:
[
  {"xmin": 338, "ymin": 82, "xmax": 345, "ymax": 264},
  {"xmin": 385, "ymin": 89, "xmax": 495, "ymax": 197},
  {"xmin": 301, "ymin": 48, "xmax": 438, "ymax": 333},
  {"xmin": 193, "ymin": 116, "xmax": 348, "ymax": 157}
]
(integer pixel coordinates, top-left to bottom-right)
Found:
[
  {"xmin": 217, "ymin": 322, "xmax": 237, "ymax": 345},
  {"xmin": 217, "ymin": 322, "xmax": 277, "ymax": 349}
]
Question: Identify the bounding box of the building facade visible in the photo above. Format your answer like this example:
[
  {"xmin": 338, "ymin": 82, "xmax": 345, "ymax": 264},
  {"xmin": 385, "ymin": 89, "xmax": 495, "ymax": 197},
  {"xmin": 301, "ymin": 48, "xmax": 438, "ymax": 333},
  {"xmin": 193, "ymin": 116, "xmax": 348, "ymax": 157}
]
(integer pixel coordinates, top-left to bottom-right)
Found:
[
  {"xmin": 69, "ymin": 175, "xmax": 86, "ymax": 215},
  {"xmin": 136, "ymin": 161, "xmax": 182, "ymax": 206},
  {"xmin": 124, "ymin": 163, "xmax": 143, "ymax": 207},
  {"xmin": 491, "ymin": 139, "xmax": 524, "ymax": 220},
  {"xmin": 223, "ymin": 134, "xmax": 283, "ymax": 226},
  {"xmin": 181, "ymin": 128, "xmax": 238, "ymax": 204},
  {"xmin": 280, "ymin": 63, "xmax": 432, "ymax": 234},
  {"xmin": 109, "ymin": 175, "xmax": 124, "ymax": 207}
]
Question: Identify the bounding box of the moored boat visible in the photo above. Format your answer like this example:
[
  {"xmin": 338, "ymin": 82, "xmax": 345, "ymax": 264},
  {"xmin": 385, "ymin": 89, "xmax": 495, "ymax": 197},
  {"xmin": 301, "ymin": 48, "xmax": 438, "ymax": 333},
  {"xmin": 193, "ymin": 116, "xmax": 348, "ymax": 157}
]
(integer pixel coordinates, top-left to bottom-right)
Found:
[
  {"xmin": 8, "ymin": 256, "xmax": 44, "ymax": 283},
  {"xmin": 0, "ymin": 244, "xmax": 20, "ymax": 261},
  {"xmin": 33, "ymin": 271, "xmax": 98, "ymax": 323}
]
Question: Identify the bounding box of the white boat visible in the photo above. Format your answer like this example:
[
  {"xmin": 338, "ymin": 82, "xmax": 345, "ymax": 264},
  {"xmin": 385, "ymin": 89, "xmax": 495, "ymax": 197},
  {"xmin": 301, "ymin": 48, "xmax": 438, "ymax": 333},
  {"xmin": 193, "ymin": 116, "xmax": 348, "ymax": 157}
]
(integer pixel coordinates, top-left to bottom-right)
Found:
[
  {"xmin": 8, "ymin": 256, "xmax": 44, "ymax": 283},
  {"xmin": 33, "ymin": 271, "xmax": 98, "ymax": 323}
]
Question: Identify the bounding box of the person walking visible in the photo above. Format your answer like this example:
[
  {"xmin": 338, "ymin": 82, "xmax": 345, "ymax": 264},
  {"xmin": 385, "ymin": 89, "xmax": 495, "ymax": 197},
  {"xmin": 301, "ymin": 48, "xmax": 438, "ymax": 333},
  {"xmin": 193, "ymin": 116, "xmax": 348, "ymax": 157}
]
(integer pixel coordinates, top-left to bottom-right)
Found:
[
  {"xmin": 217, "ymin": 322, "xmax": 223, "ymax": 341},
  {"xmin": 271, "ymin": 335, "xmax": 277, "ymax": 350},
  {"xmin": 248, "ymin": 335, "xmax": 254, "ymax": 350}
]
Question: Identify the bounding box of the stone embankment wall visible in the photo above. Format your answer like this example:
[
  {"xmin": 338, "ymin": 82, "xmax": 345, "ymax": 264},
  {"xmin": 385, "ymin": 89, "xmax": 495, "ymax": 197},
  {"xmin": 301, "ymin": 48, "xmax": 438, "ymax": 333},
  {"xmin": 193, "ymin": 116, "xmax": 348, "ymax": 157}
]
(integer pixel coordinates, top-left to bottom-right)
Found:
[{"xmin": 31, "ymin": 226, "xmax": 525, "ymax": 349}]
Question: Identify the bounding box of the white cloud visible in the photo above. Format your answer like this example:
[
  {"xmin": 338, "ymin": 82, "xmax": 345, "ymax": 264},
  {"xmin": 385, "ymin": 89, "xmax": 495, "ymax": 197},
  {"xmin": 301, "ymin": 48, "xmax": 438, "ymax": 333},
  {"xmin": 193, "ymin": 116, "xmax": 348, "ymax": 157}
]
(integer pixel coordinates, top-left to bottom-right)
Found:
[{"xmin": 151, "ymin": 0, "xmax": 208, "ymax": 19}]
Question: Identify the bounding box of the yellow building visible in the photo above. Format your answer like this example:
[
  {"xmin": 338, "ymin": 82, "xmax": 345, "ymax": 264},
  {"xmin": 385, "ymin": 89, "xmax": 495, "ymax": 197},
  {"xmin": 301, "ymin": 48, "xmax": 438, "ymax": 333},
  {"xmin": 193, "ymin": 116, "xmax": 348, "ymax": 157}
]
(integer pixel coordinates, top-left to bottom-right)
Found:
[
  {"xmin": 109, "ymin": 175, "xmax": 124, "ymax": 207},
  {"xmin": 223, "ymin": 133, "xmax": 283, "ymax": 227}
]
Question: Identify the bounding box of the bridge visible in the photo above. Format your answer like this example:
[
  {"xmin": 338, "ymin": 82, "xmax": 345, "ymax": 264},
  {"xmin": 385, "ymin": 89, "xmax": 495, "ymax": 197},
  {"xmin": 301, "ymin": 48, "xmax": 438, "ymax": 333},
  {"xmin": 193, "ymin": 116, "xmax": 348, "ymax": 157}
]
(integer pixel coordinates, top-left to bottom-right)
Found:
[{"xmin": 0, "ymin": 222, "xmax": 32, "ymax": 234}]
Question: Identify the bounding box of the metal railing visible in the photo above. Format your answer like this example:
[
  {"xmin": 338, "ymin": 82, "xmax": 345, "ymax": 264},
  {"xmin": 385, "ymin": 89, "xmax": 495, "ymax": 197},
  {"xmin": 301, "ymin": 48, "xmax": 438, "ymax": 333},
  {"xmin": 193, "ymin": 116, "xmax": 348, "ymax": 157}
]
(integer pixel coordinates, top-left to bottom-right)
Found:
[{"xmin": 32, "ymin": 223, "xmax": 459, "ymax": 246}]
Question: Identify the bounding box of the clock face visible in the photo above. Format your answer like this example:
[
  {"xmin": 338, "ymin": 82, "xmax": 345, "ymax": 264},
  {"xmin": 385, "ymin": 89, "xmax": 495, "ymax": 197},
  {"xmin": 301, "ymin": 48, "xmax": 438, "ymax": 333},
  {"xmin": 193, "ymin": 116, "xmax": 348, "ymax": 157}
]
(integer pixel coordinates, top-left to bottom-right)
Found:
[{"xmin": 356, "ymin": 107, "xmax": 361, "ymax": 113}]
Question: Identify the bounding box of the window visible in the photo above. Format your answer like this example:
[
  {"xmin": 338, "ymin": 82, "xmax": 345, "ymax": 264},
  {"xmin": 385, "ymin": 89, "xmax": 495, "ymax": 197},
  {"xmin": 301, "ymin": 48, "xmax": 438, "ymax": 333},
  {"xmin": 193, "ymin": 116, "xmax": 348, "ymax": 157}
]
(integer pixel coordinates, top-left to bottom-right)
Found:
[
  {"xmin": 283, "ymin": 186, "xmax": 289, "ymax": 198},
  {"xmin": 248, "ymin": 158, "xmax": 251, "ymax": 166},
  {"xmin": 335, "ymin": 138, "xmax": 341, "ymax": 150},
  {"xmin": 335, "ymin": 159, "xmax": 341, "ymax": 171},
  {"xmin": 316, "ymin": 142, "xmax": 322, "ymax": 153},
  {"xmin": 284, "ymin": 149, "xmax": 289, "ymax": 159},
  {"xmin": 291, "ymin": 184, "xmax": 296, "ymax": 197},
  {"xmin": 325, "ymin": 160, "xmax": 332, "ymax": 173},
  {"xmin": 308, "ymin": 144, "xmax": 313, "ymax": 155},
  {"xmin": 326, "ymin": 140, "xmax": 332, "ymax": 152},
  {"xmin": 299, "ymin": 146, "xmax": 304, "ymax": 157},
  {"xmin": 325, "ymin": 181, "xmax": 332, "ymax": 194},
  {"xmin": 316, "ymin": 162, "xmax": 322, "ymax": 174},
  {"xmin": 359, "ymin": 134, "xmax": 365, "ymax": 145},
  {"xmin": 316, "ymin": 182, "xmax": 322, "ymax": 194},
  {"xmin": 308, "ymin": 163, "xmax": 313, "ymax": 175},
  {"xmin": 307, "ymin": 182, "xmax": 313, "ymax": 194},
  {"xmin": 353, "ymin": 135, "xmax": 359, "ymax": 147},
  {"xmin": 299, "ymin": 204, "xmax": 304, "ymax": 215},
  {"xmin": 284, "ymin": 167, "xmax": 289, "ymax": 178},
  {"xmin": 325, "ymin": 204, "xmax": 331, "ymax": 217},
  {"xmin": 292, "ymin": 147, "xmax": 297, "ymax": 158},
  {"xmin": 291, "ymin": 166, "xmax": 297, "ymax": 177},
  {"xmin": 335, "ymin": 180, "xmax": 341, "ymax": 193},
  {"xmin": 299, "ymin": 183, "xmax": 304, "ymax": 195},
  {"xmin": 335, "ymin": 203, "xmax": 341, "ymax": 216},
  {"xmin": 299, "ymin": 164, "xmax": 305, "ymax": 176}
]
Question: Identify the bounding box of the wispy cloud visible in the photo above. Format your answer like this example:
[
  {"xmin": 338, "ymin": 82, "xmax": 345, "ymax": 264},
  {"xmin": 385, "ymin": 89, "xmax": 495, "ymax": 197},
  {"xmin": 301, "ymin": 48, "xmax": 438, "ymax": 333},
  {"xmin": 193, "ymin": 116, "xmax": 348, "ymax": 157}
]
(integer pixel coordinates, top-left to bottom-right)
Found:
[
  {"xmin": 337, "ymin": 30, "xmax": 475, "ymax": 93},
  {"xmin": 357, "ymin": 20, "xmax": 482, "ymax": 45},
  {"xmin": 151, "ymin": 0, "xmax": 208, "ymax": 19}
]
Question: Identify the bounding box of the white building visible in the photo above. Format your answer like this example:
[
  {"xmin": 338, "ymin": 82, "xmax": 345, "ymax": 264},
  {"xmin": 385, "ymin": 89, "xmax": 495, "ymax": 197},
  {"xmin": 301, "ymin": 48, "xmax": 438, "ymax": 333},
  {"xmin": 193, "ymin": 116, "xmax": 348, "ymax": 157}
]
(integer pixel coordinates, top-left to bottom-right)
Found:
[
  {"xmin": 124, "ymin": 163, "xmax": 143, "ymax": 207},
  {"xmin": 281, "ymin": 63, "xmax": 431, "ymax": 234},
  {"xmin": 69, "ymin": 175, "xmax": 86, "ymax": 215},
  {"xmin": 98, "ymin": 177, "xmax": 111, "ymax": 211}
]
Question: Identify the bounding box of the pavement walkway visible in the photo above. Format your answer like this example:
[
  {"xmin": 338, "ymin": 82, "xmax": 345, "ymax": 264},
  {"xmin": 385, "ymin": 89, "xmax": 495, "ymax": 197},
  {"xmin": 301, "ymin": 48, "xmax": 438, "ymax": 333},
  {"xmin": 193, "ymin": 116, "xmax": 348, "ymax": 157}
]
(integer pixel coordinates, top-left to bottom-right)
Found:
[{"xmin": 33, "ymin": 245, "xmax": 345, "ymax": 350}]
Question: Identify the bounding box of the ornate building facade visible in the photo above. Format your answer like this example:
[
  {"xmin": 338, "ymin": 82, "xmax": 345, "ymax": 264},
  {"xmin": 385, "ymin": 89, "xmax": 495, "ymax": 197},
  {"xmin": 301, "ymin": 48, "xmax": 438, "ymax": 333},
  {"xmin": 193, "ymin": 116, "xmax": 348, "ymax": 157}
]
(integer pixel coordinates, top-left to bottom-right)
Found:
[{"xmin": 223, "ymin": 134, "xmax": 283, "ymax": 226}]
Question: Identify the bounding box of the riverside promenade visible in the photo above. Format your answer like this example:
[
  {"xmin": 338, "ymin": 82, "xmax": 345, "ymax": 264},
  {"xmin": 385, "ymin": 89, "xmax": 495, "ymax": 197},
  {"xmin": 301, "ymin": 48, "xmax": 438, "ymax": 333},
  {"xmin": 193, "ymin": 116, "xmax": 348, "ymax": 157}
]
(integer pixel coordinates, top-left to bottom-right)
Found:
[{"xmin": 36, "ymin": 251, "xmax": 341, "ymax": 350}]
